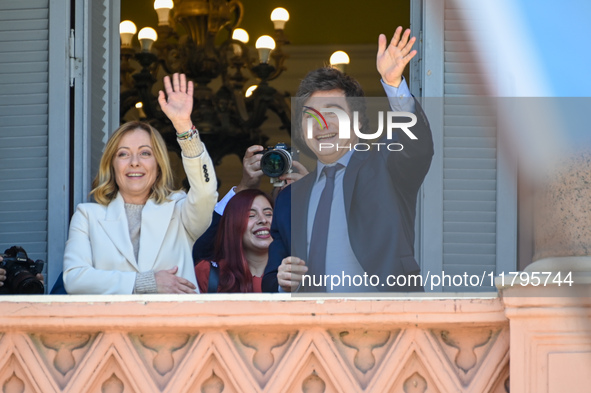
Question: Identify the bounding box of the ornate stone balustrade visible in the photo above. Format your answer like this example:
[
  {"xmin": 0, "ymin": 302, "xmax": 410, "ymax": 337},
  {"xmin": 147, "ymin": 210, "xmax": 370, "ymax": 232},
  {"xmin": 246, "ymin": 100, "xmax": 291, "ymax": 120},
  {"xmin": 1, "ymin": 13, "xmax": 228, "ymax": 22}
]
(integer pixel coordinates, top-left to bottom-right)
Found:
[{"xmin": 0, "ymin": 294, "xmax": 510, "ymax": 393}]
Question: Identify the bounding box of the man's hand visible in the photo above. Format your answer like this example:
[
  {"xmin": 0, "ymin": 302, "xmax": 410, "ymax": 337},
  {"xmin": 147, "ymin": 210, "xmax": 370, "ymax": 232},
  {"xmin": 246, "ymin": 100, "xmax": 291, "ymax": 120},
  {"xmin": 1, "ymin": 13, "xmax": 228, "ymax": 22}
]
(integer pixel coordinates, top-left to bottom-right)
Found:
[
  {"xmin": 154, "ymin": 266, "xmax": 197, "ymax": 294},
  {"xmin": 377, "ymin": 26, "xmax": 417, "ymax": 88},
  {"xmin": 277, "ymin": 256, "xmax": 308, "ymax": 292},
  {"xmin": 236, "ymin": 145, "xmax": 264, "ymax": 193},
  {"xmin": 278, "ymin": 160, "xmax": 309, "ymax": 187},
  {"xmin": 158, "ymin": 73, "xmax": 194, "ymax": 133},
  {"xmin": 271, "ymin": 161, "xmax": 310, "ymax": 201}
]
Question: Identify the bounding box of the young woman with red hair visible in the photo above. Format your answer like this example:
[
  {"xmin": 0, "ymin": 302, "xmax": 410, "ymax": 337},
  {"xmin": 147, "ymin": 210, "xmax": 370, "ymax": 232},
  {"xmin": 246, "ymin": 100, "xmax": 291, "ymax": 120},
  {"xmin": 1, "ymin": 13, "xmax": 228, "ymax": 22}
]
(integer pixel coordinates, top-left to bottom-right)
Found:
[{"xmin": 195, "ymin": 189, "xmax": 273, "ymax": 293}]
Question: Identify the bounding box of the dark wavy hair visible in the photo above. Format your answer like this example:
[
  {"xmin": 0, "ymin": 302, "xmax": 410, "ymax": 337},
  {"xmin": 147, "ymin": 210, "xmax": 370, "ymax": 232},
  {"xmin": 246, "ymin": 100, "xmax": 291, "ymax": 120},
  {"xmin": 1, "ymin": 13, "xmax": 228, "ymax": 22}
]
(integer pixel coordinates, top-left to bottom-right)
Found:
[
  {"xmin": 214, "ymin": 189, "xmax": 274, "ymax": 293},
  {"xmin": 293, "ymin": 67, "xmax": 370, "ymax": 156}
]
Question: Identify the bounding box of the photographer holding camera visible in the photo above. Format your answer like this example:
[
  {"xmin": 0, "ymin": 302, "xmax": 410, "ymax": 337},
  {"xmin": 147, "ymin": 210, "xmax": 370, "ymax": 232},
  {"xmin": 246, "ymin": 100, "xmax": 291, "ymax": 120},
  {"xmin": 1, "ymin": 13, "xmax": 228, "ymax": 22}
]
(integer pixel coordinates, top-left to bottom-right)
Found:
[
  {"xmin": 0, "ymin": 248, "xmax": 45, "ymax": 294},
  {"xmin": 237, "ymin": 144, "xmax": 307, "ymax": 196}
]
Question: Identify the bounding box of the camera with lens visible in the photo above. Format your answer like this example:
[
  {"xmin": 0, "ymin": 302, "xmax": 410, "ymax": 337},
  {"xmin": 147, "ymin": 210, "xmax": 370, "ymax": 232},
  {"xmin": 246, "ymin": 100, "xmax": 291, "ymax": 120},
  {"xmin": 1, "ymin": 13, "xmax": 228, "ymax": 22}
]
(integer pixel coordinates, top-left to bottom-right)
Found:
[
  {"xmin": 0, "ymin": 246, "xmax": 45, "ymax": 294},
  {"xmin": 259, "ymin": 143, "xmax": 299, "ymax": 187}
]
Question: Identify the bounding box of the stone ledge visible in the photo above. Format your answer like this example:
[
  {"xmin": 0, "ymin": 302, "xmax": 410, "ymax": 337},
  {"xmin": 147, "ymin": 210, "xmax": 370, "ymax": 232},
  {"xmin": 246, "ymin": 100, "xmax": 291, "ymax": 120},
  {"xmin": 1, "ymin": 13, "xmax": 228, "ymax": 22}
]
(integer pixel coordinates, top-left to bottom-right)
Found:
[{"xmin": 0, "ymin": 296, "xmax": 506, "ymax": 330}]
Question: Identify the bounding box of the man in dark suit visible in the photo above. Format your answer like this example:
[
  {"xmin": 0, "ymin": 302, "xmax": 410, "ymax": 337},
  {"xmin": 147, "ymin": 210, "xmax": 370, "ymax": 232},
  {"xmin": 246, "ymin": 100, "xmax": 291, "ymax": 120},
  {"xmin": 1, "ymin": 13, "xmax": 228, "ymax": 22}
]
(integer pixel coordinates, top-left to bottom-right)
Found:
[{"xmin": 262, "ymin": 27, "xmax": 433, "ymax": 293}]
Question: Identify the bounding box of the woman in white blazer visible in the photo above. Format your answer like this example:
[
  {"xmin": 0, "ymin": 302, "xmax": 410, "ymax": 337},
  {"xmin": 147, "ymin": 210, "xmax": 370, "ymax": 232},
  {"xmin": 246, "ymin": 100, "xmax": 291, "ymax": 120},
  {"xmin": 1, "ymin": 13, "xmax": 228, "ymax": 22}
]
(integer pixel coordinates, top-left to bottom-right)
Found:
[{"xmin": 63, "ymin": 73, "xmax": 218, "ymax": 294}]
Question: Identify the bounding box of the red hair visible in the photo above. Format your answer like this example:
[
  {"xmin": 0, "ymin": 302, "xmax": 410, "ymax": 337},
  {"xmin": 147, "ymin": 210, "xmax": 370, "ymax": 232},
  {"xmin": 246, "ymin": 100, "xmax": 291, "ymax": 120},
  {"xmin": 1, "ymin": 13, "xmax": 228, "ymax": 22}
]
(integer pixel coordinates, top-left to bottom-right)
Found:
[{"xmin": 214, "ymin": 189, "xmax": 273, "ymax": 293}]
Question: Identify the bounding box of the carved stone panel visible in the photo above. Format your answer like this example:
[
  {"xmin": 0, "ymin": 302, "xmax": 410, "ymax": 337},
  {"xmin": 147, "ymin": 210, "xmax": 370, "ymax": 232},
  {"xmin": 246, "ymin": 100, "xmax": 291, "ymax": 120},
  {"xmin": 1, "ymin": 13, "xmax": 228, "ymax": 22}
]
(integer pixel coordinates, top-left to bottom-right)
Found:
[
  {"xmin": 0, "ymin": 297, "xmax": 512, "ymax": 393},
  {"xmin": 200, "ymin": 371, "xmax": 224, "ymax": 393},
  {"xmin": 301, "ymin": 371, "xmax": 326, "ymax": 393},
  {"xmin": 430, "ymin": 327, "xmax": 503, "ymax": 386},
  {"xmin": 81, "ymin": 353, "xmax": 139, "ymax": 393},
  {"xmin": 228, "ymin": 329, "xmax": 297, "ymax": 389},
  {"xmin": 0, "ymin": 356, "xmax": 37, "ymax": 393},
  {"xmin": 100, "ymin": 373, "xmax": 124, "ymax": 393},
  {"xmin": 328, "ymin": 328, "xmax": 399, "ymax": 389},
  {"xmin": 184, "ymin": 353, "xmax": 240, "ymax": 393},
  {"xmin": 29, "ymin": 332, "xmax": 97, "ymax": 390},
  {"xmin": 128, "ymin": 332, "xmax": 197, "ymax": 390},
  {"xmin": 261, "ymin": 329, "xmax": 369, "ymax": 393},
  {"xmin": 403, "ymin": 372, "xmax": 428, "ymax": 393},
  {"xmin": 283, "ymin": 351, "xmax": 339, "ymax": 393},
  {"xmin": 489, "ymin": 364, "xmax": 510, "ymax": 393},
  {"xmin": 386, "ymin": 352, "xmax": 442, "ymax": 393}
]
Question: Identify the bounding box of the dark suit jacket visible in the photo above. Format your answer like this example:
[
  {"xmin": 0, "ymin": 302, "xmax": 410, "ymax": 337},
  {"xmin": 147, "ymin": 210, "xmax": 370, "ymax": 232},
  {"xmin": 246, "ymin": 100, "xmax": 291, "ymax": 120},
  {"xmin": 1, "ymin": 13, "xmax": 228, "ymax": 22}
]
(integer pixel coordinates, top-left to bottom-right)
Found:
[
  {"xmin": 262, "ymin": 100, "xmax": 434, "ymax": 292},
  {"xmin": 193, "ymin": 211, "xmax": 222, "ymax": 263}
]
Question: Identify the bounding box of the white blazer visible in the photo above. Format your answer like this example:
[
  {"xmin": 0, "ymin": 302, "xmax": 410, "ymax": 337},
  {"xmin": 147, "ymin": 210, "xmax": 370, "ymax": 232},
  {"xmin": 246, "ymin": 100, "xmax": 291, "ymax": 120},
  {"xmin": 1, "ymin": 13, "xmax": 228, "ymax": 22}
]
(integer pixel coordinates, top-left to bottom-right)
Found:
[{"xmin": 63, "ymin": 148, "xmax": 218, "ymax": 294}]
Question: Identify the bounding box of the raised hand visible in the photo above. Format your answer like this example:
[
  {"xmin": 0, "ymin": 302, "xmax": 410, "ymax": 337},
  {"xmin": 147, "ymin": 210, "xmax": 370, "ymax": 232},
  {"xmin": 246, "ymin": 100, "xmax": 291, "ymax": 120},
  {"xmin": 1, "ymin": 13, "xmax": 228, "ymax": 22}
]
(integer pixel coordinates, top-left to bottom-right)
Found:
[
  {"xmin": 157, "ymin": 73, "xmax": 194, "ymax": 133},
  {"xmin": 377, "ymin": 27, "xmax": 417, "ymax": 88}
]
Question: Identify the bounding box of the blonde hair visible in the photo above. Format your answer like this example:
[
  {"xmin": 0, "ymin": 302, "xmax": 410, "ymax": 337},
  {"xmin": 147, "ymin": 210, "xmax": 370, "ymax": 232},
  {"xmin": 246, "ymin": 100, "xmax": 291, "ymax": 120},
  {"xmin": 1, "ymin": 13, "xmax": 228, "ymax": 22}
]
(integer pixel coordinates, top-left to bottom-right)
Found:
[{"xmin": 90, "ymin": 121, "xmax": 175, "ymax": 205}]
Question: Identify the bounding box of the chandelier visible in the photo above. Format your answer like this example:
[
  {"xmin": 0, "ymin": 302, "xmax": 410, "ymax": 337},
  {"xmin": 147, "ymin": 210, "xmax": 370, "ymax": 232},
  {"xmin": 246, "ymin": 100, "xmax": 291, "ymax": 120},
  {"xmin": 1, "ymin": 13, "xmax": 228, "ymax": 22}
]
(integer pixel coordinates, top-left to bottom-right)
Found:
[{"xmin": 119, "ymin": 0, "xmax": 293, "ymax": 177}]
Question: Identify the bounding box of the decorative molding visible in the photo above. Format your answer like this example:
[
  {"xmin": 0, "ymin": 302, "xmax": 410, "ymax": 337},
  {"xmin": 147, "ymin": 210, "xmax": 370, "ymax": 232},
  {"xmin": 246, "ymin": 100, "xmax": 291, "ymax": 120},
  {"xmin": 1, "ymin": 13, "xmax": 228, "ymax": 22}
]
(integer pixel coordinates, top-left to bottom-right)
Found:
[
  {"xmin": 403, "ymin": 371, "xmax": 428, "ymax": 393},
  {"xmin": 101, "ymin": 373, "xmax": 124, "ymax": 393},
  {"xmin": 201, "ymin": 371, "xmax": 224, "ymax": 393},
  {"xmin": 337, "ymin": 329, "xmax": 392, "ymax": 373},
  {"xmin": 387, "ymin": 351, "xmax": 441, "ymax": 393},
  {"xmin": 0, "ymin": 336, "xmax": 54, "ymax": 393},
  {"xmin": 431, "ymin": 327, "xmax": 498, "ymax": 385},
  {"xmin": 328, "ymin": 328, "xmax": 399, "ymax": 389},
  {"xmin": 0, "ymin": 296, "xmax": 507, "ymax": 328},
  {"xmin": 183, "ymin": 353, "xmax": 240, "ymax": 393},
  {"xmin": 488, "ymin": 364, "xmax": 510, "ymax": 393},
  {"xmin": 301, "ymin": 371, "xmax": 326, "ymax": 392},
  {"xmin": 38, "ymin": 333, "xmax": 92, "ymax": 376},
  {"xmin": 28, "ymin": 332, "xmax": 97, "ymax": 390},
  {"xmin": 284, "ymin": 350, "xmax": 341, "ymax": 393},
  {"xmin": 236, "ymin": 331, "xmax": 291, "ymax": 374},
  {"xmin": 0, "ymin": 297, "xmax": 518, "ymax": 393},
  {"xmin": 428, "ymin": 327, "xmax": 509, "ymax": 390},
  {"xmin": 265, "ymin": 329, "xmax": 358, "ymax": 393},
  {"xmin": 84, "ymin": 355, "xmax": 138, "ymax": 393},
  {"xmin": 128, "ymin": 332, "xmax": 196, "ymax": 390},
  {"xmin": 228, "ymin": 329, "xmax": 297, "ymax": 388},
  {"xmin": 0, "ymin": 360, "xmax": 30, "ymax": 393}
]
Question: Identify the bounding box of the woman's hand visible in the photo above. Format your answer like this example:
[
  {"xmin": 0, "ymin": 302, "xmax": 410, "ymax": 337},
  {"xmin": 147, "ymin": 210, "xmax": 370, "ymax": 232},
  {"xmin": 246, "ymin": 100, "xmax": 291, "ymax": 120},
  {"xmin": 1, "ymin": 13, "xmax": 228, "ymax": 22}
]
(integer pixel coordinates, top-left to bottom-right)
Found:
[
  {"xmin": 155, "ymin": 266, "xmax": 197, "ymax": 294},
  {"xmin": 158, "ymin": 73, "xmax": 194, "ymax": 133}
]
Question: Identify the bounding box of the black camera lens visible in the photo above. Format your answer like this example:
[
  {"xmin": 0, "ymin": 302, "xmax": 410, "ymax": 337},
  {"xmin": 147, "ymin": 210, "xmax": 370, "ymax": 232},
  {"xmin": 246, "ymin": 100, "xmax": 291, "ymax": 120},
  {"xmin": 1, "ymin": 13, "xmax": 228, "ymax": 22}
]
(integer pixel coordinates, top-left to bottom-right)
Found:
[
  {"xmin": 261, "ymin": 150, "xmax": 292, "ymax": 177},
  {"xmin": 9, "ymin": 270, "xmax": 45, "ymax": 295},
  {"xmin": 0, "ymin": 246, "xmax": 45, "ymax": 295}
]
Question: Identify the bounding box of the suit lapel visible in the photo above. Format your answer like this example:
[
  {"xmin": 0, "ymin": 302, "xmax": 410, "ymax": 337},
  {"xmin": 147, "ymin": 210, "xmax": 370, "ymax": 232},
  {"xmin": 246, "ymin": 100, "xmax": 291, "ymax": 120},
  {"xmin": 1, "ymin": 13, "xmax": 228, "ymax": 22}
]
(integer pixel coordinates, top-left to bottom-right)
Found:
[
  {"xmin": 98, "ymin": 193, "xmax": 138, "ymax": 269},
  {"xmin": 291, "ymin": 170, "xmax": 316, "ymax": 259},
  {"xmin": 343, "ymin": 151, "xmax": 367, "ymax": 215},
  {"xmin": 137, "ymin": 196, "xmax": 176, "ymax": 271}
]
